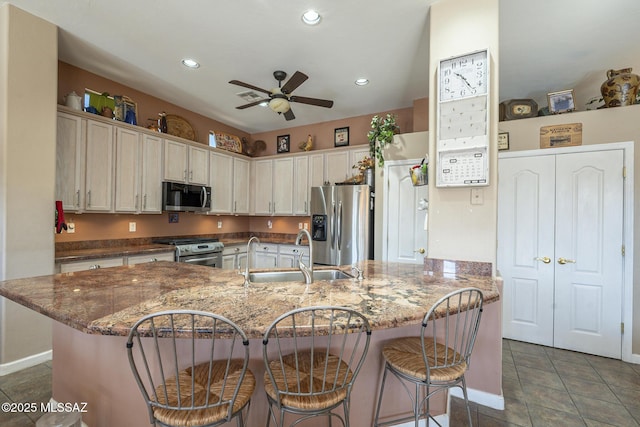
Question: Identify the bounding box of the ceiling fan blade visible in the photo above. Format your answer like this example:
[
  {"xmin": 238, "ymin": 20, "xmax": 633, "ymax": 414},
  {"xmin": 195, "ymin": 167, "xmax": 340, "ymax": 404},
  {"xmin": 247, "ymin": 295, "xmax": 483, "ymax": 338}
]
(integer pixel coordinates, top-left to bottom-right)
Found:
[
  {"xmin": 284, "ymin": 108, "xmax": 296, "ymax": 121},
  {"xmin": 289, "ymin": 95, "xmax": 334, "ymax": 108},
  {"xmin": 235, "ymin": 99, "xmax": 267, "ymax": 109},
  {"xmin": 281, "ymin": 71, "xmax": 308, "ymax": 95},
  {"xmin": 228, "ymin": 80, "xmax": 272, "ymax": 95}
]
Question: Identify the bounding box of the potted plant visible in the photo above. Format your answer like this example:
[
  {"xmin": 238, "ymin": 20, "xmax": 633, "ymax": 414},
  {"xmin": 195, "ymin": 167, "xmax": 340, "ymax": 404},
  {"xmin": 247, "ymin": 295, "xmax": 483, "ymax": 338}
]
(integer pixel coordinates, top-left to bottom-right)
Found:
[
  {"xmin": 368, "ymin": 113, "xmax": 400, "ymax": 167},
  {"xmin": 352, "ymin": 155, "xmax": 375, "ymax": 185}
]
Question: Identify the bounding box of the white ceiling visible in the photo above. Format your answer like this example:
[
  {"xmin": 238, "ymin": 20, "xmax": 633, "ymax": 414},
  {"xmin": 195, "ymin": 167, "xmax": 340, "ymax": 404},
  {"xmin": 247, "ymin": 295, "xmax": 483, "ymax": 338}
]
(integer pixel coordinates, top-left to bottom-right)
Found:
[{"xmin": 2, "ymin": 0, "xmax": 639, "ymax": 134}]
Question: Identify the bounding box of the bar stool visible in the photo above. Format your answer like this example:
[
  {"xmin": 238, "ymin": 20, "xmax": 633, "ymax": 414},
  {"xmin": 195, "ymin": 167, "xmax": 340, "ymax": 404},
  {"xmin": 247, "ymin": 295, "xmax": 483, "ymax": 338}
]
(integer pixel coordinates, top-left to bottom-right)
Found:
[
  {"xmin": 126, "ymin": 310, "xmax": 255, "ymax": 427},
  {"xmin": 262, "ymin": 306, "xmax": 371, "ymax": 427},
  {"xmin": 374, "ymin": 288, "xmax": 484, "ymax": 427}
]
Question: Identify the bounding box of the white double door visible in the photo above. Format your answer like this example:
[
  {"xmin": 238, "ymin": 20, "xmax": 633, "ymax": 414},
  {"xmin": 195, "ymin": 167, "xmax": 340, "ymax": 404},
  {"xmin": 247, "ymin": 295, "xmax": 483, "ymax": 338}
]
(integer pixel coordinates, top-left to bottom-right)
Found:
[{"xmin": 498, "ymin": 149, "xmax": 624, "ymax": 358}]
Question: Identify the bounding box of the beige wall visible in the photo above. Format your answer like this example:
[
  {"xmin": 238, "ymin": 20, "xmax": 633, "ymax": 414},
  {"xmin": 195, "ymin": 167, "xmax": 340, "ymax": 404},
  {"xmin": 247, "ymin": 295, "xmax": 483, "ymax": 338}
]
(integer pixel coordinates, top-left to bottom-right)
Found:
[
  {"xmin": 0, "ymin": 5, "xmax": 55, "ymax": 365},
  {"xmin": 428, "ymin": 0, "xmax": 499, "ymax": 265},
  {"xmin": 499, "ymin": 104, "xmax": 640, "ymax": 355}
]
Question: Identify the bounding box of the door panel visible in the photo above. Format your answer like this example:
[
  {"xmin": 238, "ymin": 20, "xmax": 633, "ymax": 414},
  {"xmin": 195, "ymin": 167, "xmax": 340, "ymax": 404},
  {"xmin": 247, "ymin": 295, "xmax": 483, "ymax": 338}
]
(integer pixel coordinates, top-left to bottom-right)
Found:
[
  {"xmin": 553, "ymin": 150, "xmax": 623, "ymax": 358},
  {"xmin": 498, "ymin": 156, "xmax": 555, "ymax": 346},
  {"xmin": 498, "ymin": 149, "xmax": 624, "ymax": 358},
  {"xmin": 384, "ymin": 160, "xmax": 428, "ymax": 264}
]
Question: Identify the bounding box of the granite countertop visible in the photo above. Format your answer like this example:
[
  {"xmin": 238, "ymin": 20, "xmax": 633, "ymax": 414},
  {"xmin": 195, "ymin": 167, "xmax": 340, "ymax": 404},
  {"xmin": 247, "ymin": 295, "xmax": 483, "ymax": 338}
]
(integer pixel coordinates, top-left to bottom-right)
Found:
[
  {"xmin": 55, "ymin": 244, "xmax": 175, "ymax": 263},
  {"xmin": 0, "ymin": 260, "xmax": 499, "ymax": 339}
]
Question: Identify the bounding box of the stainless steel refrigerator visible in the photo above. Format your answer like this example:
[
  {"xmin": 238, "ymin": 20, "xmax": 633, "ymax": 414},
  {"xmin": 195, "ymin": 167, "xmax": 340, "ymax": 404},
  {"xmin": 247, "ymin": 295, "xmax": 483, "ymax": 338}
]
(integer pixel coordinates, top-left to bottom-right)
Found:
[{"xmin": 310, "ymin": 185, "xmax": 373, "ymax": 266}]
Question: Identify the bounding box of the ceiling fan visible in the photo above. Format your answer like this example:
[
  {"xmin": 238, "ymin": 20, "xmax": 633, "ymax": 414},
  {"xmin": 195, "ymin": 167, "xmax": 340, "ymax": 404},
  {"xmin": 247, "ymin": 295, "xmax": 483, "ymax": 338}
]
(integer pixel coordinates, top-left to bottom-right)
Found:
[{"xmin": 229, "ymin": 70, "xmax": 334, "ymax": 121}]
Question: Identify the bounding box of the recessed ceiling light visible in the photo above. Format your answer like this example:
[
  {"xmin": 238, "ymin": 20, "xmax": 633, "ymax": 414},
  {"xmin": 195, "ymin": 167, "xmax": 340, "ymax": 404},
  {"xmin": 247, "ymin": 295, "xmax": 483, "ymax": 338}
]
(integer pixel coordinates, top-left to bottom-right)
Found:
[
  {"xmin": 181, "ymin": 58, "xmax": 200, "ymax": 69},
  {"xmin": 355, "ymin": 78, "xmax": 369, "ymax": 86},
  {"xmin": 302, "ymin": 10, "xmax": 321, "ymax": 25}
]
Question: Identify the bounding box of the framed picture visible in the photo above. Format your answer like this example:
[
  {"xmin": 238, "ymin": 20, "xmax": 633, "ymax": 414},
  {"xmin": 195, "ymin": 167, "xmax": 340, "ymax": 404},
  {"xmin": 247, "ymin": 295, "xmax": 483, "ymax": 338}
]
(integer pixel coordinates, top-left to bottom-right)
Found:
[
  {"xmin": 498, "ymin": 132, "xmax": 509, "ymax": 150},
  {"xmin": 547, "ymin": 89, "xmax": 575, "ymax": 114},
  {"xmin": 334, "ymin": 127, "xmax": 349, "ymax": 147},
  {"xmin": 277, "ymin": 134, "xmax": 290, "ymax": 153}
]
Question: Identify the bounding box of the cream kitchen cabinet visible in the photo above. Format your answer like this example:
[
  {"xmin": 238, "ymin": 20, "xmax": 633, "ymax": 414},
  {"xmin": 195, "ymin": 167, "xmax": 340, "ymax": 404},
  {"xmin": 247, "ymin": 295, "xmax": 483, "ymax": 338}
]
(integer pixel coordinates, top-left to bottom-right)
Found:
[
  {"xmin": 254, "ymin": 243, "xmax": 279, "ymax": 268},
  {"xmin": 115, "ymin": 130, "xmax": 163, "ymax": 213},
  {"xmin": 293, "ymin": 156, "xmax": 310, "ymax": 215},
  {"xmin": 324, "ymin": 150, "xmax": 351, "ymax": 185},
  {"xmin": 114, "ymin": 127, "xmax": 140, "ymax": 212},
  {"xmin": 85, "ymin": 119, "xmax": 114, "ymax": 212},
  {"xmin": 349, "ymin": 147, "xmax": 371, "ymax": 170},
  {"xmin": 222, "ymin": 244, "xmax": 248, "ymax": 271},
  {"xmin": 59, "ymin": 257, "xmax": 124, "ymax": 273},
  {"xmin": 139, "ymin": 134, "xmax": 163, "ymax": 213},
  {"xmin": 126, "ymin": 252, "xmax": 174, "ymax": 265},
  {"xmin": 56, "ymin": 112, "xmax": 85, "ymax": 212},
  {"xmin": 163, "ymin": 140, "xmax": 209, "ymax": 185},
  {"xmin": 254, "ymin": 158, "xmax": 294, "ymax": 215},
  {"xmin": 232, "ymin": 157, "xmax": 250, "ymax": 214},
  {"xmin": 308, "ymin": 153, "xmax": 325, "ymax": 188},
  {"xmin": 277, "ymin": 244, "xmax": 310, "ymax": 268},
  {"xmin": 209, "ymin": 152, "xmax": 250, "ymax": 215}
]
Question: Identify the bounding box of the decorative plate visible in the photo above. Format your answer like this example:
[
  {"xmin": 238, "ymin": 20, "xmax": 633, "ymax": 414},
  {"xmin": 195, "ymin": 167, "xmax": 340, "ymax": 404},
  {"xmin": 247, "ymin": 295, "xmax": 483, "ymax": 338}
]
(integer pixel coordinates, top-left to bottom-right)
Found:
[
  {"xmin": 165, "ymin": 114, "xmax": 198, "ymax": 142},
  {"xmin": 213, "ymin": 132, "xmax": 243, "ymax": 153}
]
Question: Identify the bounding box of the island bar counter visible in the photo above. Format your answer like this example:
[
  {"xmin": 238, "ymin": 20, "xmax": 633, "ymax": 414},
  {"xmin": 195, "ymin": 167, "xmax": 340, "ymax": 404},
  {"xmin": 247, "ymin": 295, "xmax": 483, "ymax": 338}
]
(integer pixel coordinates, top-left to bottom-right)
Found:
[{"xmin": 0, "ymin": 260, "xmax": 502, "ymax": 426}]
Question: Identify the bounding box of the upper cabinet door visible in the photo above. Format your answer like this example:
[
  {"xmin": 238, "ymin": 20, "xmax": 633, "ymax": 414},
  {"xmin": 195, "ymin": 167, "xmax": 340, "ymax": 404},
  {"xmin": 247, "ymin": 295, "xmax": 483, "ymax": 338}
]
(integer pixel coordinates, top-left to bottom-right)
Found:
[
  {"xmin": 273, "ymin": 158, "xmax": 294, "ymax": 215},
  {"xmin": 163, "ymin": 139, "xmax": 188, "ymax": 183},
  {"xmin": 209, "ymin": 151, "xmax": 233, "ymax": 213},
  {"xmin": 140, "ymin": 134, "xmax": 163, "ymax": 213},
  {"xmin": 254, "ymin": 159, "xmax": 273, "ymax": 215},
  {"xmin": 324, "ymin": 151, "xmax": 350, "ymax": 185},
  {"xmin": 233, "ymin": 157, "xmax": 250, "ymax": 214},
  {"xmin": 56, "ymin": 112, "xmax": 85, "ymax": 212},
  {"xmin": 85, "ymin": 120, "xmax": 114, "ymax": 211},
  {"xmin": 293, "ymin": 156, "xmax": 309, "ymax": 215},
  {"xmin": 188, "ymin": 145, "xmax": 209, "ymax": 185},
  {"xmin": 114, "ymin": 127, "xmax": 140, "ymax": 213}
]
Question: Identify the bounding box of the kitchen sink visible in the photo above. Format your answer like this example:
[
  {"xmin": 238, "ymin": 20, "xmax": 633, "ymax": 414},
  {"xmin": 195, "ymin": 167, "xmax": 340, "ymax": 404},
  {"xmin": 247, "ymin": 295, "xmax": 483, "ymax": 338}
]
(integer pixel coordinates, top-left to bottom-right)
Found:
[{"xmin": 248, "ymin": 269, "xmax": 353, "ymax": 283}]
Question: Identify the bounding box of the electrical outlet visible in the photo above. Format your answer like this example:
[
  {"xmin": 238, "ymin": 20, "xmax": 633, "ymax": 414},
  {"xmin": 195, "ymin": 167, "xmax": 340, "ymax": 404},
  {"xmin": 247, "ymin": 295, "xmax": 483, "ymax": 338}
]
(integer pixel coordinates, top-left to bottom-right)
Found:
[
  {"xmin": 129, "ymin": 222, "xmax": 136, "ymax": 232},
  {"xmin": 67, "ymin": 222, "xmax": 75, "ymax": 233},
  {"xmin": 298, "ymin": 223, "xmax": 303, "ymax": 229},
  {"xmin": 304, "ymin": 222, "xmax": 309, "ymax": 230},
  {"xmin": 217, "ymin": 220, "xmax": 222, "ymax": 229},
  {"xmin": 267, "ymin": 220, "xmax": 273, "ymax": 229},
  {"xmin": 470, "ymin": 188, "xmax": 484, "ymax": 205}
]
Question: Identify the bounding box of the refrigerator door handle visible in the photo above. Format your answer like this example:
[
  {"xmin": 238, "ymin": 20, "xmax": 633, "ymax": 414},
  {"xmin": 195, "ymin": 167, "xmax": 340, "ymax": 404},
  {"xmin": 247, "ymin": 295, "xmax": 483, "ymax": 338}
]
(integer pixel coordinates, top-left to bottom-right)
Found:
[
  {"xmin": 331, "ymin": 201, "xmax": 337, "ymax": 249},
  {"xmin": 337, "ymin": 201, "xmax": 343, "ymax": 250}
]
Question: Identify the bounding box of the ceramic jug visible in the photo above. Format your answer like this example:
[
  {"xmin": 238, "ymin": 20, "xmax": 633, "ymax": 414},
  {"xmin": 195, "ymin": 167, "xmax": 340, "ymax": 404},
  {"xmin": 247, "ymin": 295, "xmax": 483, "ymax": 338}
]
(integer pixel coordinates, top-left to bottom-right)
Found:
[
  {"xmin": 600, "ymin": 68, "xmax": 640, "ymax": 107},
  {"xmin": 64, "ymin": 91, "xmax": 82, "ymax": 110}
]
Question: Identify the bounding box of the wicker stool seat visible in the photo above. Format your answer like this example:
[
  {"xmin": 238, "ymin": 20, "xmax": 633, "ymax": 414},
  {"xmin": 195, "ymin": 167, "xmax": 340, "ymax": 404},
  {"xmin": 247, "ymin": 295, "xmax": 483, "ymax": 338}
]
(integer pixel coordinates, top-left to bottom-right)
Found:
[
  {"xmin": 382, "ymin": 338, "xmax": 467, "ymax": 382},
  {"xmin": 127, "ymin": 310, "xmax": 256, "ymax": 427},
  {"xmin": 374, "ymin": 288, "xmax": 484, "ymax": 427},
  {"xmin": 153, "ymin": 360, "xmax": 256, "ymax": 426},
  {"xmin": 263, "ymin": 306, "xmax": 371, "ymax": 427},
  {"xmin": 264, "ymin": 351, "xmax": 352, "ymax": 410}
]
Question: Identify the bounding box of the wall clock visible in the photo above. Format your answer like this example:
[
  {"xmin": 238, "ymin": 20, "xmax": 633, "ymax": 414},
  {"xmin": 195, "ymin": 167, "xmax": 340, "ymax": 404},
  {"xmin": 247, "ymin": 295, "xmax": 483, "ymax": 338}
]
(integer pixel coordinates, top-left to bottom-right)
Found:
[{"xmin": 436, "ymin": 49, "xmax": 490, "ymax": 188}]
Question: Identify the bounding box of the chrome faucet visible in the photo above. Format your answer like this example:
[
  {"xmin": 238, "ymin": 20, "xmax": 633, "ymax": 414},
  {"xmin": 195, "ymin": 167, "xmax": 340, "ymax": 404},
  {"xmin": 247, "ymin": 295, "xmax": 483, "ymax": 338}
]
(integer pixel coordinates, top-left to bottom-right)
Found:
[
  {"xmin": 295, "ymin": 229, "xmax": 313, "ymax": 284},
  {"xmin": 241, "ymin": 236, "xmax": 260, "ymax": 286}
]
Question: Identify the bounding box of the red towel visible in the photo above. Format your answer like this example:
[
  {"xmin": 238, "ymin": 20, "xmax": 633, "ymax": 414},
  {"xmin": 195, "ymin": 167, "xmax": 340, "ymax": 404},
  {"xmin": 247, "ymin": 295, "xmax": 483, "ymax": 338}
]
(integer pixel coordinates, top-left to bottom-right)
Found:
[{"xmin": 55, "ymin": 200, "xmax": 67, "ymax": 234}]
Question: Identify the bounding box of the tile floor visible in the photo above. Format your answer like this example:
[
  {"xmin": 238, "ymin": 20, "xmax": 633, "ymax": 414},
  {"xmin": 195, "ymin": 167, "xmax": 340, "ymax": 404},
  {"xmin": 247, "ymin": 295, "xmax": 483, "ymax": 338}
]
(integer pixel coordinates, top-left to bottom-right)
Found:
[{"xmin": 0, "ymin": 340, "xmax": 639, "ymax": 426}]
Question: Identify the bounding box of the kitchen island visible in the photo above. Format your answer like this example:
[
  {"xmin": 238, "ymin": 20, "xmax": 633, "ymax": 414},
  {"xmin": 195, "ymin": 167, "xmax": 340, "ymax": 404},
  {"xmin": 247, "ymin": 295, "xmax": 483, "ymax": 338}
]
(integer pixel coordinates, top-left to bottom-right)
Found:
[{"xmin": 0, "ymin": 260, "xmax": 502, "ymax": 426}]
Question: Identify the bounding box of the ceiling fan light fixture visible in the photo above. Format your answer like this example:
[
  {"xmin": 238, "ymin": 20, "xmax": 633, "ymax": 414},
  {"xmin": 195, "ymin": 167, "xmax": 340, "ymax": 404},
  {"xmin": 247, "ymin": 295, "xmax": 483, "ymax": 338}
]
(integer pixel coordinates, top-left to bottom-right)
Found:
[
  {"xmin": 355, "ymin": 78, "xmax": 369, "ymax": 86},
  {"xmin": 269, "ymin": 97, "xmax": 290, "ymax": 113},
  {"xmin": 181, "ymin": 58, "xmax": 200, "ymax": 69},
  {"xmin": 302, "ymin": 10, "xmax": 321, "ymax": 25}
]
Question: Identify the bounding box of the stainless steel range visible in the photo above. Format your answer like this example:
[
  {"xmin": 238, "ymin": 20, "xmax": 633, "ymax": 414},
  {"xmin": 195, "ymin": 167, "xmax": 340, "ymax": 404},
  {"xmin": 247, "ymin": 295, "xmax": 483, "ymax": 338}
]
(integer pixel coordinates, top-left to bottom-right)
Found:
[{"xmin": 153, "ymin": 237, "xmax": 224, "ymax": 268}]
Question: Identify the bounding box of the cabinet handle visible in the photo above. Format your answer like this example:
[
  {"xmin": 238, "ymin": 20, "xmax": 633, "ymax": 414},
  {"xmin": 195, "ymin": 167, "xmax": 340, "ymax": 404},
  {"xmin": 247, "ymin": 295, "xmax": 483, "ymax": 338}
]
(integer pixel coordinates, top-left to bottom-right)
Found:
[
  {"xmin": 557, "ymin": 257, "xmax": 576, "ymax": 265},
  {"xmin": 75, "ymin": 190, "xmax": 80, "ymax": 208},
  {"xmin": 414, "ymin": 248, "xmax": 426, "ymax": 254},
  {"xmin": 184, "ymin": 170, "xmax": 187, "ymax": 181},
  {"xmin": 268, "ymin": 202, "xmax": 271, "ymax": 213},
  {"xmin": 234, "ymin": 201, "xmax": 237, "ymax": 212},
  {"xmin": 190, "ymin": 170, "xmax": 193, "ymax": 180},
  {"xmin": 534, "ymin": 256, "xmax": 551, "ymax": 264},
  {"xmin": 150, "ymin": 258, "xmax": 158, "ymax": 262},
  {"xmin": 87, "ymin": 190, "xmax": 91, "ymax": 207},
  {"xmin": 234, "ymin": 248, "xmax": 239, "ymax": 253},
  {"xmin": 135, "ymin": 194, "xmax": 139, "ymax": 210},
  {"xmin": 304, "ymin": 201, "xmax": 307, "ymax": 213},
  {"xmin": 89, "ymin": 264, "xmax": 101, "ymax": 270},
  {"xmin": 143, "ymin": 194, "xmax": 147, "ymax": 210}
]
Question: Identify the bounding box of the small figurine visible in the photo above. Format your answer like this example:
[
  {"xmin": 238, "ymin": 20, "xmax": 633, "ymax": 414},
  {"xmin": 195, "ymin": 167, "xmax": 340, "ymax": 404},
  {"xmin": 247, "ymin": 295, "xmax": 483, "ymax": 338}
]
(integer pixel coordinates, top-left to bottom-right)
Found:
[{"xmin": 298, "ymin": 134, "xmax": 313, "ymax": 151}]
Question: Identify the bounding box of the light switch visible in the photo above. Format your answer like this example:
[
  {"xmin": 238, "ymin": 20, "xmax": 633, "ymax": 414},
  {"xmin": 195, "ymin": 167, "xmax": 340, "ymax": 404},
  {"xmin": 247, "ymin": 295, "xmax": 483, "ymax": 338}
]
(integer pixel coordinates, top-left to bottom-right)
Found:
[
  {"xmin": 129, "ymin": 222, "xmax": 136, "ymax": 232},
  {"xmin": 217, "ymin": 220, "xmax": 222, "ymax": 229},
  {"xmin": 67, "ymin": 222, "xmax": 75, "ymax": 233}
]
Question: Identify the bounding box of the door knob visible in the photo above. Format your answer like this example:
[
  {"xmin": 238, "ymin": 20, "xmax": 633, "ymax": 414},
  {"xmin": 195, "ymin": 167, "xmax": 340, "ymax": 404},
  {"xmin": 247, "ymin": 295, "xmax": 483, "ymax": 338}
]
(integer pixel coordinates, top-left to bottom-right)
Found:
[
  {"xmin": 414, "ymin": 248, "xmax": 426, "ymax": 254},
  {"xmin": 534, "ymin": 256, "xmax": 551, "ymax": 264},
  {"xmin": 557, "ymin": 257, "xmax": 576, "ymax": 265}
]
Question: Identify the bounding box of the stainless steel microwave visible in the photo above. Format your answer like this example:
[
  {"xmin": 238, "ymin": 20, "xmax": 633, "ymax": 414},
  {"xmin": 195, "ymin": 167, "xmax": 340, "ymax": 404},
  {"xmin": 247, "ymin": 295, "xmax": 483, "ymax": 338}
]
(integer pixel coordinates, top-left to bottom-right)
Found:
[{"xmin": 162, "ymin": 182, "xmax": 211, "ymax": 212}]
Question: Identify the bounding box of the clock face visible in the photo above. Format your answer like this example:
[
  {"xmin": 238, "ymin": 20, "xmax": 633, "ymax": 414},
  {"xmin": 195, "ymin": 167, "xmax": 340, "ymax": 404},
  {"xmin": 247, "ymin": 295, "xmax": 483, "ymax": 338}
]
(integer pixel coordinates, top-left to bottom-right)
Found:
[
  {"xmin": 513, "ymin": 104, "xmax": 531, "ymax": 115},
  {"xmin": 439, "ymin": 50, "xmax": 488, "ymax": 101}
]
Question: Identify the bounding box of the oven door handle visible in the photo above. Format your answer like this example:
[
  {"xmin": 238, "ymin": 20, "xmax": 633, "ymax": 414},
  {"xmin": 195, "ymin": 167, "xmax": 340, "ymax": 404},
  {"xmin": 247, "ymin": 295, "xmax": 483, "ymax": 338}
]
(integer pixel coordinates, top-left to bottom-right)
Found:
[{"xmin": 182, "ymin": 255, "xmax": 220, "ymax": 264}]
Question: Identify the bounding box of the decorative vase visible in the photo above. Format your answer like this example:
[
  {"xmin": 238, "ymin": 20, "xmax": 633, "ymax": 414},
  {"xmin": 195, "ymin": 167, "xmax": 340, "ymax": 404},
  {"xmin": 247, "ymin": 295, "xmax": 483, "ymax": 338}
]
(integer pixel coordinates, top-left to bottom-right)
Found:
[
  {"xmin": 364, "ymin": 168, "xmax": 374, "ymax": 187},
  {"xmin": 600, "ymin": 68, "xmax": 640, "ymax": 108}
]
